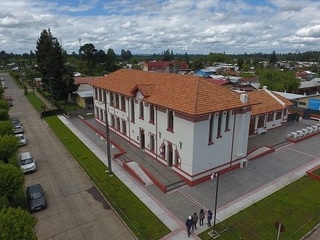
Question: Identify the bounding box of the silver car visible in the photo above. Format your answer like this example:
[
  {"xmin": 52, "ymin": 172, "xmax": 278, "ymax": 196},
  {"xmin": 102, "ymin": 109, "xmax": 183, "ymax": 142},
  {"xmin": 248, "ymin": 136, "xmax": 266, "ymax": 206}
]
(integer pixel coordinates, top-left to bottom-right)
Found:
[
  {"xmin": 15, "ymin": 134, "xmax": 27, "ymax": 146},
  {"xmin": 19, "ymin": 152, "xmax": 36, "ymax": 173}
]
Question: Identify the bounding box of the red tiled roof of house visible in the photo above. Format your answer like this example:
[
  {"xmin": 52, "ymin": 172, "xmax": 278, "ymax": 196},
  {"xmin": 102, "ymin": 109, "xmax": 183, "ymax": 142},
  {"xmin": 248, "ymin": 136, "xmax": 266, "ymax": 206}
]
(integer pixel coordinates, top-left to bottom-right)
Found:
[
  {"xmin": 144, "ymin": 61, "xmax": 172, "ymax": 71},
  {"xmin": 247, "ymin": 89, "xmax": 292, "ymax": 115},
  {"xmin": 209, "ymin": 79, "xmax": 230, "ymax": 86},
  {"xmin": 92, "ymin": 69, "xmax": 257, "ymax": 115},
  {"xmin": 74, "ymin": 76, "xmax": 104, "ymax": 85}
]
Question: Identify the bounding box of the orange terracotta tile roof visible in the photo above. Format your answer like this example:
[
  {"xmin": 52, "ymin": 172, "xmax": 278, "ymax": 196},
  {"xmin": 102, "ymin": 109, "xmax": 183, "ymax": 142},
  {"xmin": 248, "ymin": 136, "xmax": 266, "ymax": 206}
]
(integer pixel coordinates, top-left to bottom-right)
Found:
[
  {"xmin": 74, "ymin": 76, "xmax": 104, "ymax": 85},
  {"xmin": 247, "ymin": 89, "xmax": 293, "ymax": 115},
  {"xmin": 92, "ymin": 69, "xmax": 256, "ymax": 116}
]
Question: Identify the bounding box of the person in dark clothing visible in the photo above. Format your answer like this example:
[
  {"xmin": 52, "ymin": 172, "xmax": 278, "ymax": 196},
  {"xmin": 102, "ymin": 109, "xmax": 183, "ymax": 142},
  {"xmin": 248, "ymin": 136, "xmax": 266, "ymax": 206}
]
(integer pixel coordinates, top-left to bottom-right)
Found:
[
  {"xmin": 207, "ymin": 210, "xmax": 213, "ymax": 227},
  {"xmin": 199, "ymin": 209, "xmax": 205, "ymax": 226},
  {"xmin": 192, "ymin": 212, "xmax": 198, "ymax": 230},
  {"xmin": 185, "ymin": 216, "xmax": 193, "ymax": 237}
]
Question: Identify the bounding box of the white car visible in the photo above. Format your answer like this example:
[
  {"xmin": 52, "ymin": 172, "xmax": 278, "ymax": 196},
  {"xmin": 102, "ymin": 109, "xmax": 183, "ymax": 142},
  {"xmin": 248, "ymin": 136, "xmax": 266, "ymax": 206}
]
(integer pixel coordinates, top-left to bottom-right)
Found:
[
  {"xmin": 19, "ymin": 152, "xmax": 36, "ymax": 173},
  {"xmin": 15, "ymin": 134, "xmax": 27, "ymax": 146}
]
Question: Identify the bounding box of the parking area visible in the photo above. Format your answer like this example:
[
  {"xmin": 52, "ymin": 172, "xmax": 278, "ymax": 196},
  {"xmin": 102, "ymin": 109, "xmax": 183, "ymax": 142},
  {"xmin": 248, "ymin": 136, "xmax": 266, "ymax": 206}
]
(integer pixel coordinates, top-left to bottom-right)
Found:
[{"xmin": 3, "ymin": 73, "xmax": 135, "ymax": 240}]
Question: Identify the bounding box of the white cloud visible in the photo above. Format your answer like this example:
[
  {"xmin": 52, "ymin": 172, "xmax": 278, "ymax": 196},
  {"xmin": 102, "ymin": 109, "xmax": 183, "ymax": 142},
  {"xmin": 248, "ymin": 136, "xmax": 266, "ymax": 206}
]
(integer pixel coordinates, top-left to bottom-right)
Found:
[{"xmin": 1, "ymin": 0, "xmax": 320, "ymax": 54}]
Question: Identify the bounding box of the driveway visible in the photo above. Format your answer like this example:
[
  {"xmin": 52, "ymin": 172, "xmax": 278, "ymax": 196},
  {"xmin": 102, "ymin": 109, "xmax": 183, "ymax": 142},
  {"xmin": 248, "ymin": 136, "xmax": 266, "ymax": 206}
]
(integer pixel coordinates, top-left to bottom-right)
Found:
[{"xmin": 2, "ymin": 73, "xmax": 135, "ymax": 240}]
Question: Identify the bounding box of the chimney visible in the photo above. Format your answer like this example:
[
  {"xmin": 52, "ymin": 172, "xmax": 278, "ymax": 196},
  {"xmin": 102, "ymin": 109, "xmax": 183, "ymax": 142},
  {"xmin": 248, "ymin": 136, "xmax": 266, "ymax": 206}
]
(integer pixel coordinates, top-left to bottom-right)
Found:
[{"xmin": 240, "ymin": 93, "xmax": 248, "ymax": 104}]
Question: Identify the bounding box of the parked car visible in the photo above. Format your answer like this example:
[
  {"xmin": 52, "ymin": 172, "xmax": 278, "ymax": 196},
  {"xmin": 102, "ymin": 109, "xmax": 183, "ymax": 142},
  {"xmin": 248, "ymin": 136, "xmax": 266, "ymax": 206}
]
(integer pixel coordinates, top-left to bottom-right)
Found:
[
  {"xmin": 1, "ymin": 81, "xmax": 7, "ymax": 89},
  {"xmin": 19, "ymin": 151, "xmax": 36, "ymax": 173},
  {"xmin": 10, "ymin": 117, "xmax": 21, "ymax": 126},
  {"xmin": 26, "ymin": 184, "xmax": 47, "ymax": 212},
  {"xmin": 15, "ymin": 133, "xmax": 27, "ymax": 146},
  {"xmin": 13, "ymin": 124, "xmax": 23, "ymax": 134}
]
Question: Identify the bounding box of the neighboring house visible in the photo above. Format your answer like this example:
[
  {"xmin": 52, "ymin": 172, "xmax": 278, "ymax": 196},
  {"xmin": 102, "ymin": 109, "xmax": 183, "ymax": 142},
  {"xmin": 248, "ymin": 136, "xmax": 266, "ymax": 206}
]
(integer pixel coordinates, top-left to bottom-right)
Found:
[
  {"xmin": 142, "ymin": 61, "xmax": 189, "ymax": 73},
  {"xmin": 74, "ymin": 76, "xmax": 104, "ymax": 109},
  {"xmin": 91, "ymin": 69, "xmax": 258, "ymax": 185},
  {"xmin": 34, "ymin": 78, "xmax": 42, "ymax": 88},
  {"xmin": 295, "ymin": 70, "xmax": 317, "ymax": 81},
  {"xmin": 247, "ymin": 86, "xmax": 292, "ymax": 135},
  {"xmin": 209, "ymin": 79, "xmax": 234, "ymax": 89},
  {"xmin": 292, "ymin": 79, "xmax": 320, "ymax": 95}
]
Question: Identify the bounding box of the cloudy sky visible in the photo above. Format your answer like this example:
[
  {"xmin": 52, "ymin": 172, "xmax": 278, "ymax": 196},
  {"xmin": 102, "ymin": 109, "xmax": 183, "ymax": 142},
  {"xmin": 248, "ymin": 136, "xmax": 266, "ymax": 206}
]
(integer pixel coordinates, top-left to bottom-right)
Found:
[{"xmin": 2, "ymin": 0, "xmax": 320, "ymax": 55}]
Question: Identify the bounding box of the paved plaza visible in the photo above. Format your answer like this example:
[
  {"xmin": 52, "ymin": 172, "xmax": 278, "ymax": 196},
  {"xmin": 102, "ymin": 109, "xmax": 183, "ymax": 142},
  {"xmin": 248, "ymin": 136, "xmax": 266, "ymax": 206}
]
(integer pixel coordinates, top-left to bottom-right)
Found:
[{"xmin": 66, "ymin": 115, "xmax": 320, "ymax": 239}]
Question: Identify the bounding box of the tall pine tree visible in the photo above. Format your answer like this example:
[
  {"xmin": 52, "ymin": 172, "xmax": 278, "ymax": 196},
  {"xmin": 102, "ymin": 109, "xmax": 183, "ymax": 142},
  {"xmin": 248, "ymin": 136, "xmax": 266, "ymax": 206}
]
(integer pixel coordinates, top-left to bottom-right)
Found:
[{"xmin": 36, "ymin": 29, "xmax": 78, "ymax": 102}]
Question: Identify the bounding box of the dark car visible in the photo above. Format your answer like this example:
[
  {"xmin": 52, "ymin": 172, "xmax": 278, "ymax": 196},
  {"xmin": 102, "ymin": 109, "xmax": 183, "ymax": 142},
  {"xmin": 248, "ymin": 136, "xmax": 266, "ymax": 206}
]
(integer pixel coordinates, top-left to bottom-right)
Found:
[
  {"xmin": 26, "ymin": 184, "xmax": 47, "ymax": 212},
  {"xmin": 10, "ymin": 117, "xmax": 20, "ymax": 126}
]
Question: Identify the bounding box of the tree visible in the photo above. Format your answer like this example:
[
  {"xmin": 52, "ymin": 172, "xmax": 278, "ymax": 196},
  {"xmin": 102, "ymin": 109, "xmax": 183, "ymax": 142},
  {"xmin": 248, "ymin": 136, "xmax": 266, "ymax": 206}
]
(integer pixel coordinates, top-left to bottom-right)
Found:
[
  {"xmin": 0, "ymin": 99, "xmax": 9, "ymax": 110},
  {"xmin": 0, "ymin": 207, "xmax": 37, "ymax": 239},
  {"xmin": 191, "ymin": 58, "xmax": 204, "ymax": 70},
  {"xmin": 104, "ymin": 48, "xmax": 119, "ymax": 72},
  {"xmin": 79, "ymin": 43, "xmax": 97, "ymax": 74},
  {"xmin": 258, "ymin": 69, "xmax": 300, "ymax": 92},
  {"xmin": 0, "ymin": 109, "xmax": 9, "ymax": 121},
  {"xmin": 0, "ymin": 163, "xmax": 24, "ymax": 206},
  {"xmin": 269, "ymin": 50, "xmax": 278, "ymax": 66},
  {"xmin": 0, "ymin": 135, "xmax": 18, "ymax": 164},
  {"xmin": 237, "ymin": 58, "xmax": 244, "ymax": 70},
  {"xmin": 0, "ymin": 121, "xmax": 13, "ymax": 136},
  {"xmin": 120, "ymin": 49, "xmax": 132, "ymax": 62},
  {"xmin": 36, "ymin": 29, "xmax": 78, "ymax": 102}
]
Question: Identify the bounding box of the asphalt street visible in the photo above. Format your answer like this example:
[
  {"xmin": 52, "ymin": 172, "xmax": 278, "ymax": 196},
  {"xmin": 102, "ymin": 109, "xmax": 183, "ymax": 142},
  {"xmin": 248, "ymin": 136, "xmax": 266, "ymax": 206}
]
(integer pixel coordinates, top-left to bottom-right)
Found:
[{"xmin": 2, "ymin": 73, "xmax": 136, "ymax": 240}]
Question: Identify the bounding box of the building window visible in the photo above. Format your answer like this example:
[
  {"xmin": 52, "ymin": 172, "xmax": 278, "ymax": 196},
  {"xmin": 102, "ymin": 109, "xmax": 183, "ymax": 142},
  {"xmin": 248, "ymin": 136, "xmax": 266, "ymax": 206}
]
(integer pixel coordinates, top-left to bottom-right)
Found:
[
  {"xmin": 115, "ymin": 94, "xmax": 119, "ymax": 108},
  {"xmin": 267, "ymin": 112, "xmax": 273, "ymax": 122},
  {"xmin": 150, "ymin": 104, "xmax": 155, "ymax": 124},
  {"xmin": 150, "ymin": 134, "xmax": 155, "ymax": 152},
  {"xmin": 116, "ymin": 117, "xmax": 120, "ymax": 131},
  {"xmin": 111, "ymin": 115, "xmax": 115, "ymax": 128},
  {"xmin": 276, "ymin": 111, "xmax": 282, "ymax": 120},
  {"xmin": 100, "ymin": 109, "xmax": 103, "ymax": 121},
  {"xmin": 225, "ymin": 111, "xmax": 230, "ymax": 131},
  {"xmin": 121, "ymin": 96, "xmax": 126, "ymax": 112},
  {"xmin": 94, "ymin": 88, "xmax": 98, "ymax": 100},
  {"xmin": 131, "ymin": 99, "xmax": 135, "ymax": 123},
  {"xmin": 167, "ymin": 110, "xmax": 174, "ymax": 132},
  {"xmin": 110, "ymin": 92, "xmax": 114, "ymax": 107},
  {"xmin": 217, "ymin": 113, "xmax": 222, "ymax": 138},
  {"xmin": 140, "ymin": 102, "xmax": 144, "ymax": 119},
  {"xmin": 98, "ymin": 88, "xmax": 102, "ymax": 101},
  {"xmin": 122, "ymin": 120, "xmax": 127, "ymax": 135},
  {"xmin": 208, "ymin": 114, "xmax": 214, "ymax": 144}
]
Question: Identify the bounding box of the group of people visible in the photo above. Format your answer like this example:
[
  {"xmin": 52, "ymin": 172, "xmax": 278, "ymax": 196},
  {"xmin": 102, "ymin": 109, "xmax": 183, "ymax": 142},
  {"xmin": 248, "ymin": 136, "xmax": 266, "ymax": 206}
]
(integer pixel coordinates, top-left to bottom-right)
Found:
[{"xmin": 185, "ymin": 209, "xmax": 213, "ymax": 237}]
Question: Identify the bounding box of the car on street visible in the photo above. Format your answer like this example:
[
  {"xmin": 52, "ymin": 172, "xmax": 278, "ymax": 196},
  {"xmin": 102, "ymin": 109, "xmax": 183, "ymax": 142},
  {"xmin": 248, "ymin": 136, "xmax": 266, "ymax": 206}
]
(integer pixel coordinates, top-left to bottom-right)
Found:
[
  {"xmin": 11, "ymin": 117, "xmax": 21, "ymax": 125},
  {"xmin": 26, "ymin": 184, "xmax": 47, "ymax": 212},
  {"xmin": 15, "ymin": 133, "xmax": 27, "ymax": 146},
  {"xmin": 13, "ymin": 124, "xmax": 23, "ymax": 134},
  {"xmin": 19, "ymin": 151, "xmax": 36, "ymax": 173}
]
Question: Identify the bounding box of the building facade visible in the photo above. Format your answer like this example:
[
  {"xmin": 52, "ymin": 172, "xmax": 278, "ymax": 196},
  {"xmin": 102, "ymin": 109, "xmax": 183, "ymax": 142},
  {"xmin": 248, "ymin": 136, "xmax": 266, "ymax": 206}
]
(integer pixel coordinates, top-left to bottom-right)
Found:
[{"xmin": 91, "ymin": 69, "xmax": 256, "ymax": 185}]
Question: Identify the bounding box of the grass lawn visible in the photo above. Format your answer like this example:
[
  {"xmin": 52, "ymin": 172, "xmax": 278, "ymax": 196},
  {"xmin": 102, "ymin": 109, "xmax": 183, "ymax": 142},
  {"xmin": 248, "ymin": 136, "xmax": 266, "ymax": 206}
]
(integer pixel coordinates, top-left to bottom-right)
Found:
[
  {"xmin": 313, "ymin": 167, "xmax": 320, "ymax": 175},
  {"xmin": 25, "ymin": 92, "xmax": 44, "ymax": 112},
  {"xmin": 45, "ymin": 115, "xmax": 170, "ymax": 239},
  {"xmin": 198, "ymin": 176, "xmax": 320, "ymax": 240}
]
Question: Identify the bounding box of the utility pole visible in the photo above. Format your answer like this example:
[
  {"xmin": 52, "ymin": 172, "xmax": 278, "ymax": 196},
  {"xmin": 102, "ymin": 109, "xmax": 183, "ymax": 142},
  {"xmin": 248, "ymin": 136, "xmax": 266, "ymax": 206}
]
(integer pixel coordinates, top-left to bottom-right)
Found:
[
  {"xmin": 49, "ymin": 77, "xmax": 54, "ymax": 108},
  {"xmin": 104, "ymin": 90, "xmax": 113, "ymax": 176}
]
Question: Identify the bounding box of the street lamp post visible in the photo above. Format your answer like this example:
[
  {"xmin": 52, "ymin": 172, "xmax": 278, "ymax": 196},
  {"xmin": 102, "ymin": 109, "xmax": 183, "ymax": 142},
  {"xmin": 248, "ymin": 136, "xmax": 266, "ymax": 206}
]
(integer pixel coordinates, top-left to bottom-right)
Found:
[
  {"xmin": 104, "ymin": 91, "xmax": 113, "ymax": 176},
  {"xmin": 211, "ymin": 172, "xmax": 220, "ymax": 234}
]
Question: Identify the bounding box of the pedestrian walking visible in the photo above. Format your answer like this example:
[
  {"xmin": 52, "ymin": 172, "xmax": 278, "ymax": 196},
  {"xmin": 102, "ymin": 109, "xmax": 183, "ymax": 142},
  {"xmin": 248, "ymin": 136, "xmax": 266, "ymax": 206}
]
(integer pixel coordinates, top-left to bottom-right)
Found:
[
  {"xmin": 207, "ymin": 210, "xmax": 213, "ymax": 227},
  {"xmin": 185, "ymin": 216, "xmax": 193, "ymax": 237},
  {"xmin": 199, "ymin": 209, "xmax": 205, "ymax": 226},
  {"xmin": 192, "ymin": 212, "xmax": 198, "ymax": 230}
]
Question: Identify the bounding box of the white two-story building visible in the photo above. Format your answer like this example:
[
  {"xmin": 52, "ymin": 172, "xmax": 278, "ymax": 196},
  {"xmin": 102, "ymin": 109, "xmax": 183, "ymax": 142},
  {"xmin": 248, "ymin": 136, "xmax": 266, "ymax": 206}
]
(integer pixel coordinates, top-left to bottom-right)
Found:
[{"xmin": 91, "ymin": 69, "xmax": 257, "ymax": 185}]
